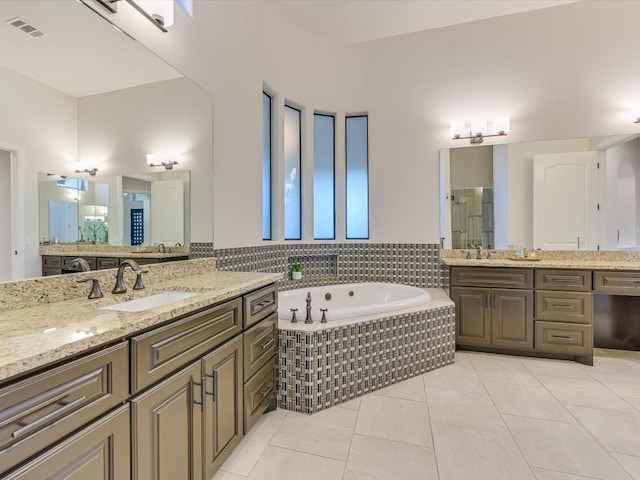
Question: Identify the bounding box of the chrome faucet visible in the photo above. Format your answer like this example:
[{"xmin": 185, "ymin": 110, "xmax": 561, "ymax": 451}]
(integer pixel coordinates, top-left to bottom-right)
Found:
[
  {"xmin": 305, "ymin": 292, "xmax": 313, "ymax": 324},
  {"xmin": 68, "ymin": 257, "xmax": 90, "ymax": 272},
  {"xmin": 112, "ymin": 259, "xmax": 147, "ymax": 294},
  {"xmin": 157, "ymin": 243, "xmax": 166, "ymax": 253},
  {"xmin": 468, "ymin": 243, "xmax": 482, "ymax": 260}
]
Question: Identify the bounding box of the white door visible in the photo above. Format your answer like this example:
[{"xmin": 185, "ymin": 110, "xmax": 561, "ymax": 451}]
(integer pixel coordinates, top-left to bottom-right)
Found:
[
  {"xmin": 533, "ymin": 151, "xmax": 598, "ymax": 250},
  {"xmin": 49, "ymin": 200, "xmax": 79, "ymax": 244},
  {"xmin": 151, "ymin": 179, "xmax": 184, "ymax": 245},
  {"xmin": 0, "ymin": 151, "xmax": 11, "ymax": 281}
]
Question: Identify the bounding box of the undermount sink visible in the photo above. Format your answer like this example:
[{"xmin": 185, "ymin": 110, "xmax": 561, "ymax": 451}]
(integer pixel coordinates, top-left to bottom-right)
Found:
[{"xmin": 101, "ymin": 291, "xmax": 199, "ymax": 312}]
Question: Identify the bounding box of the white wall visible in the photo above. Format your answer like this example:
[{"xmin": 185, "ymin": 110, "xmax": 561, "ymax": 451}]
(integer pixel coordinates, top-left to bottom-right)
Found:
[
  {"xmin": 0, "ymin": 65, "xmax": 77, "ymax": 277},
  {"xmin": 0, "ymin": 150, "xmax": 11, "ymax": 281},
  {"xmin": 69, "ymin": 1, "xmax": 640, "ymax": 248}
]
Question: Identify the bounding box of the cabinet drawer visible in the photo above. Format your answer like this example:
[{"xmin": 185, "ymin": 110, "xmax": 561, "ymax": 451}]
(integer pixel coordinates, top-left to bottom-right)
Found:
[
  {"xmin": 535, "ymin": 291, "xmax": 593, "ymax": 324},
  {"xmin": 244, "ymin": 313, "xmax": 278, "ymax": 381},
  {"xmin": 96, "ymin": 257, "xmax": 119, "ymax": 269},
  {"xmin": 131, "ymin": 298, "xmax": 242, "ymax": 393},
  {"xmin": 535, "ymin": 321, "xmax": 592, "ymax": 355},
  {"xmin": 3, "ymin": 404, "xmax": 130, "ymax": 480},
  {"xmin": 244, "ymin": 284, "xmax": 278, "ymax": 328},
  {"xmin": 451, "ymin": 268, "xmax": 533, "ymax": 289},
  {"xmin": 62, "ymin": 256, "xmax": 97, "ymax": 269},
  {"xmin": 593, "ymin": 271, "xmax": 640, "ymax": 295},
  {"xmin": 42, "ymin": 256, "xmax": 61, "ymax": 268},
  {"xmin": 244, "ymin": 358, "xmax": 277, "ymax": 434},
  {"xmin": 0, "ymin": 343, "xmax": 128, "ymax": 474},
  {"xmin": 535, "ymin": 270, "xmax": 591, "ymax": 292}
]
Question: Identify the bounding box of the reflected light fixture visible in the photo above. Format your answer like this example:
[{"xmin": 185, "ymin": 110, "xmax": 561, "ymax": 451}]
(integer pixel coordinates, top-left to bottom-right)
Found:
[
  {"xmin": 146, "ymin": 152, "xmax": 180, "ymax": 170},
  {"xmin": 451, "ymin": 117, "xmax": 510, "ymax": 144},
  {"xmin": 631, "ymin": 104, "xmax": 640, "ymax": 123},
  {"xmin": 94, "ymin": 0, "xmax": 174, "ymax": 32},
  {"xmin": 72, "ymin": 162, "xmax": 98, "ymax": 176}
]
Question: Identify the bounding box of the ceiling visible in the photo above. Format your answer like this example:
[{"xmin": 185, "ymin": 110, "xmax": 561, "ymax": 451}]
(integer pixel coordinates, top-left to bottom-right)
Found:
[
  {"xmin": 0, "ymin": 0, "xmax": 180, "ymax": 98},
  {"xmin": 271, "ymin": 0, "xmax": 580, "ymax": 44}
]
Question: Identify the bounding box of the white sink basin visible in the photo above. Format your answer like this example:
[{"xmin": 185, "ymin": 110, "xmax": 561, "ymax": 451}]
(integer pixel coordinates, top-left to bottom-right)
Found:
[{"xmin": 101, "ymin": 291, "xmax": 199, "ymax": 312}]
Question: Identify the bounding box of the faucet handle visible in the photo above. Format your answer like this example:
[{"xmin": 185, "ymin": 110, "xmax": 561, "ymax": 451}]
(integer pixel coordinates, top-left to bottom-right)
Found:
[
  {"xmin": 320, "ymin": 308, "xmax": 328, "ymax": 324},
  {"xmin": 77, "ymin": 278, "xmax": 104, "ymax": 299},
  {"xmin": 290, "ymin": 308, "xmax": 298, "ymax": 323},
  {"xmin": 133, "ymin": 270, "xmax": 149, "ymax": 290}
]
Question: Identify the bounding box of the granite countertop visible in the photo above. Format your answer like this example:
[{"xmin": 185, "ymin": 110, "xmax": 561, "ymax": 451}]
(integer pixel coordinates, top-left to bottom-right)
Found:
[
  {"xmin": 439, "ymin": 257, "xmax": 640, "ymax": 270},
  {"xmin": 0, "ymin": 270, "xmax": 282, "ymax": 382}
]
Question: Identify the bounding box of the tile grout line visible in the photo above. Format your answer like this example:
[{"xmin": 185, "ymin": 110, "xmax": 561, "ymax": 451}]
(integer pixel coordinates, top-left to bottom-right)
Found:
[
  {"xmin": 340, "ymin": 397, "xmax": 362, "ymax": 480},
  {"xmin": 422, "ymin": 369, "xmax": 442, "ymax": 480}
]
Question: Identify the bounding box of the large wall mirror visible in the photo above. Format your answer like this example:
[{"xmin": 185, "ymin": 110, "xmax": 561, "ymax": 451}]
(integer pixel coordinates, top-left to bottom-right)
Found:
[
  {"xmin": 440, "ymin": 134, "xmax": 640, "ymax": 251},
  {"xmin": 0, "ymin": 0, "xmax": 212, "ymax": 274}
]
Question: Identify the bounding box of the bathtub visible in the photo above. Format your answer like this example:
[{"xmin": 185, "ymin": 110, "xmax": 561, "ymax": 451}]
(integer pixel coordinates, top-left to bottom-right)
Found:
[{"xmin": 278, "ymin": 282, "xmax": 433, "ymax": 323}]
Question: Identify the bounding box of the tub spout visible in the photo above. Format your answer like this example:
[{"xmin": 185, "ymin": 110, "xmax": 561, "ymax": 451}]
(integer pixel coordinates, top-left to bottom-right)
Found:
[
  {"xmin": 320, "ymin": 308, "xmax": 328, "ymax": 324},
  {"xmin": 290, "ymin": 308, "xmax": 298, "ymax": 323},
  {"xmin": 305, "ymin": 292, "xmax": 313, "ymax": 324}
]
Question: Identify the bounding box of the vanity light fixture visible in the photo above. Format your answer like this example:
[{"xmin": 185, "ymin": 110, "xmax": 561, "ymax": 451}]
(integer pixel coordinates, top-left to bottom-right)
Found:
[
  {"xmin": 450, "ymin": 117, "xmax": 510, "ymax": 144},
  {"xmin": 72, "ymin": 162, "xmax": 98, "ymax": 176},
  {"xmin": 94, "ymin": 0, "xmax": 174, "ymax": 33},
  {"xmin": 146, "ymin": 152, "xmax": 180, "ymax": 170},
  {"xmin": 631, "ymin": 104, "xmax": 640, "ymax": 123}
]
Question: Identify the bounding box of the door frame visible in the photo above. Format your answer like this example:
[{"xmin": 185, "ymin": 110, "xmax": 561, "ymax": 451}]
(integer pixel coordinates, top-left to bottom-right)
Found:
[{"xmin": 0, "ymin": 141, "xmax": 25, "ymax": 280}]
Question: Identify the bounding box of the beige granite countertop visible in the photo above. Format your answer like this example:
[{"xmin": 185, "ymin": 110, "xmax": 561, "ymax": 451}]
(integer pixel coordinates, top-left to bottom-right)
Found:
[
  {"xmin": 440, "ymin": 249, "xmax": 640, "ymax": 270},
  {"xmin": 40, "ymin": 245, "xmax": 189, "ymax": 259},
  {"xmin": 0, "ymin": 269, "xmax": 282, "ymax": 382}
]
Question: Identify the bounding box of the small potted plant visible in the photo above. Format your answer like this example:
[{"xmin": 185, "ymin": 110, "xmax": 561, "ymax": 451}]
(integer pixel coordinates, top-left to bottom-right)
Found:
[{"xmin": 291, "ymin": 263, "xmax": 303, "ymax": 280}]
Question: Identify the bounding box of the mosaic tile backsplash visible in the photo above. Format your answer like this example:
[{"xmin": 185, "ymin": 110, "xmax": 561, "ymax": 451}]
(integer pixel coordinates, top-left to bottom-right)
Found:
[
  {"xmin": 212, "ymin": 243, "xmax": 444, "ymax": 291},
  {"xmin": 278, "ymin": 304, "xmax": 456, "ymax": 414}
]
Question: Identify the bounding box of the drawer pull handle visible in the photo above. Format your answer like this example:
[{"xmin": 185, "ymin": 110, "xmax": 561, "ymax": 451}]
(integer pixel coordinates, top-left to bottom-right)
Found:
[
  {"xmin": 260, "ymin": 384, "xmax": 275, "ymax": 398},
  {"xmin": 261, "ymin": 338, "xmax": 276, "ymax": 350},
  {"xmin": 12, "ymin": 395, "xmax": 87, "ymax": 439},
  {"xmin": 485, "ymin": 294, "xmax": 489, "ymax": 309},
  {"xmin": 551, "ymin": 335, "xmax": 572, "ymax": 341},
  {"xmin": 204, "ymin": 372, "xmax": 218, "ymax": 402},
  {"xmin": 193, "ymin": 376, "xmax": 205, "ymax": 410},
  {"xmin": 552, "ymin": 304, "xmax": 573, "ymax": 309},
  {"xmin": 256, "ymin": 298, "xmax": 274, "ymax": 309},
  {"xmin": 550, "ymin": 278, "xmax": 574, "ymax": 283}
]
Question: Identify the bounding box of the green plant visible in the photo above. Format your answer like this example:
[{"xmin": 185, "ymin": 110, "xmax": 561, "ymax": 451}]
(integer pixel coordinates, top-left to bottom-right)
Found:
[{"xmin": 291, "ymin": 263, "xmax": 303, "ymax": 272}]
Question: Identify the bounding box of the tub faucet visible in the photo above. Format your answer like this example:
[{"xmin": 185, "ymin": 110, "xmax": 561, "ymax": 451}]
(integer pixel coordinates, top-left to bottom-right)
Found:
[
  {"xmin": 112, "ymin": 259, "xmax": 147, "ymax": 294},
  {"xmin": 305, "ymin": 292, "xmax": 313, "ymax": 324}
]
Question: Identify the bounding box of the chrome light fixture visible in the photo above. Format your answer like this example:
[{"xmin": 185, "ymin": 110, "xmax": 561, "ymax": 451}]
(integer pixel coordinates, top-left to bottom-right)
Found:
[
  {"xmin": 451, "ymin": 117, "xmax": 510, "ymax": 144},
  {"xmin": 94, "ymin": 0, "xmax": 174, "ymax": 32},
  {"xmin": 631, "ymin": 104, "xmax": 640, "ymax": 123},
  {"xmin": 147, "ymin": 152, "xmax": 180, "ymax": 170},
  {"xmin": 72, "ymin": 162, "xmax": 99, "ymax": 176}
]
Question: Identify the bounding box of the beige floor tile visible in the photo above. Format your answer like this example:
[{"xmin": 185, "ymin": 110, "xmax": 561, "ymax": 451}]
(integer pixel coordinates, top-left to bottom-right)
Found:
[
  {"xmin": 269, "ymin": 407, "xmax": 357, "ymax": 461},
  {"xmin": 612, "ymin": 453, "xmax": 640, "ymax": 480},
  {"xmin": 588, "ymin": 353, "xmax": 640, "ymax": 373},
  {"xmin": 521, "ymin": 358, "xmax": 592, "ymax": 380},
  {"xmin": 536, "ymin": 375, "xmax": 637, "ymax": 412},
  {"xmin": 422, "ymin": 364, "xmax": 486, "ymax": 393},
  {"xmin": 587, "ymin": 371, "xmax": 640, "ymax": 399},
  {"xmin": 503, "ymin": 414, "xmax": 632, "ymax": 479},
  {"xmin": 343, "ymin": 434, "xmax": 438, "ymax": 480},
  {"xmin": 372, "ymin": 375, "xmax": 426, "ymax": 402},
  {"xmin": 473, "ymin": 361, "xmax": 542, "ymax": 387},
  {"xmin": 625, "ymin": 397, "xmax": 640, "ymax": 413},
  {"xmin": 213, "ymin": 471, "xmax": 247, "ymax": 480},
  {"xmin": 246, "ymin": 445, "xmax": 345, "ymax": 480},
  {"xmin": 355, "ymin": 394, "xmax": 432, "ymax": 447},
  {"xmin": 426, "ymin": 386, "xmax": 505, "ymax": 432},
  {"xmin": 567, "ymin": 406, "xmax": 640, "ymax": 456},
  {"xmin": 530, "ymin": 467, "xmax": 599, "ymax": 480},
  {"xmin": 453, "ymin": 350, "xmax": 473, "ymax": 368},
  {"xmin": 335, "ymin": 396, "xmax": 362, "ymax": 411},
  {"xmin": 484, "ymin": 382, "xmax": 576, "ymax": 423},
  {"xmin": 432, "ymin": 423, "xmax": 534, "ymax": 480},
  {"xmin": 220, "ymin": 409, "xmax": 287, "ymax": 476}
]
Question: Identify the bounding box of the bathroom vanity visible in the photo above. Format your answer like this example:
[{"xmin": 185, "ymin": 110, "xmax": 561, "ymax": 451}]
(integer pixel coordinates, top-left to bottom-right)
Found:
[
  {"xmin": 0, "ymin": 260, "xmax": 280, "ymax": 479},
  {"xmin": 442, "ymin": 251, "xmax": 640, "ymax": 365}
]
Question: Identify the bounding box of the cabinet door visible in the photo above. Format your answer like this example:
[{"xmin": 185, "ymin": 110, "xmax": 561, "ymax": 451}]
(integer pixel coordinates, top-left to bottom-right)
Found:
[
  {"xmin": 452, "ymin": 287, "xmax": 491, "ymax": 346},
  {"xmin": 202, "ymin": 336, "xmax": 244, "ymax": 480},
  {"xmin": 131, "ymin": 362, "xmax": 203, "ymax": 480},
  {"xmin": 491, "ymin": 289, "xmax": 534, "ymax": 350},
  {"xmin": 3, "ymin": 404, "xmax": 130, "ymax": 480}
]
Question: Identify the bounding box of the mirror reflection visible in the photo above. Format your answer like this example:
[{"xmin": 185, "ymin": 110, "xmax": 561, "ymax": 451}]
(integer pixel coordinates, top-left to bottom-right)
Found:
[
  {"xmin": 39, "ymin": 170, "xmax": 190, "ymax": 247},
  {"xmin": 440, "ymin": 134, "xmax": 640, "ymax": 251}
]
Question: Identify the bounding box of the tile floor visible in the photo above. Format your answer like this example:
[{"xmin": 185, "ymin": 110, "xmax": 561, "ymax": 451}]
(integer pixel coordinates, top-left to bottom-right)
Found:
[{"xmin": 215, "ymin": 349, "xmax": 640, "ymax": 480}]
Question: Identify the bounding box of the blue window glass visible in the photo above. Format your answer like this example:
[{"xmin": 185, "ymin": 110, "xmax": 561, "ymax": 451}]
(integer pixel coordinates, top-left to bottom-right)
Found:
[
  {"xmin": 313, "ymin": 114, "xmax": 335, "ymax": 239},
  {"xmin": 262, "ymin": 92, "xmax": 272, "ymax": 240},
  {"xmin": 345, "ymin": 115, "xmax": 369, "ymax": 239},
  {"xmin": 284, "ymin": 105, "xmax": 301, "ymax": 240}
]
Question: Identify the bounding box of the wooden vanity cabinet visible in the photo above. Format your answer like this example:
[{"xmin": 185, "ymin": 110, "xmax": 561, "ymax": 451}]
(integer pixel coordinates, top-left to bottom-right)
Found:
[{"xmin": 452, "ymin": 268, "xmax": 534, "ymax": 351}]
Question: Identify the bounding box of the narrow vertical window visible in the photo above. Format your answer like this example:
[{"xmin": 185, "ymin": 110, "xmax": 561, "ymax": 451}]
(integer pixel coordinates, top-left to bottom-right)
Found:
[
  {"xmin": 284, "ymin": 105, "xmax": 301, "ymax": 240},
  {"xmin": 345, "ymin": 115, "xmax": 369, "ymax": 239},
  {"xmin": 313, "ymin": 114, "xmax": 335, "ymax": 239},
  {"xmin": 262, "ymin": 92, "xmax": 272, "ymax": 240}
]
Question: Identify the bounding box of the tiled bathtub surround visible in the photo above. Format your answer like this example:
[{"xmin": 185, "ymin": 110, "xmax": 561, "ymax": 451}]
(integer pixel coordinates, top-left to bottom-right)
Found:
[
  {"xmin": 213, "ymin": 243, "xmax": 443, "ymax": 291},
  {"xmin": 278, "ymin": 302, "xmax": 456, "ymax": 414}
]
